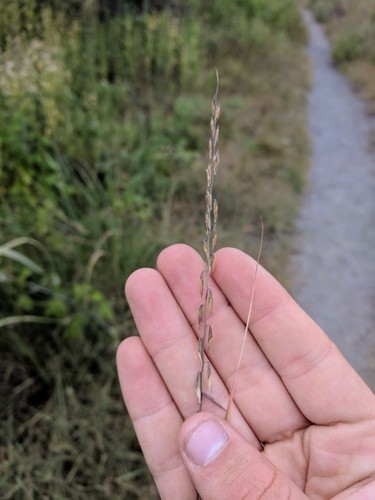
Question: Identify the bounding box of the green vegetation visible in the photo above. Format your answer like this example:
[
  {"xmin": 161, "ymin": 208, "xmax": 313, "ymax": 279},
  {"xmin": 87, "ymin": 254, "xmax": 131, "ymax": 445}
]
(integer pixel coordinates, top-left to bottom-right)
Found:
[
  {"xmin": 0, "ymin": 1, "xmax": 309, "ymax": 497},
  {"xmin": 308, "ymin": 0, "xmax": 375, "ymax": 111}
]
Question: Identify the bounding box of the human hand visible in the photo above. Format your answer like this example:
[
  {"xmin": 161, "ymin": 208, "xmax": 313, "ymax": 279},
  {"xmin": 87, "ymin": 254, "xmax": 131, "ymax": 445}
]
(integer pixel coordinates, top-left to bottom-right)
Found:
[{"xmin": 117, "ymin": 244, "xmax": 375, "ymax": 499}]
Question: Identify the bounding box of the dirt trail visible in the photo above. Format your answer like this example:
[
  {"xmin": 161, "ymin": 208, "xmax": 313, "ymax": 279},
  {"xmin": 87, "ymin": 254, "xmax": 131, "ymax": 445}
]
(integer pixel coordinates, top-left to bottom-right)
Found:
[{"xmin": 290, "ymin": 10, "xmax": 375, "ymax": 389}]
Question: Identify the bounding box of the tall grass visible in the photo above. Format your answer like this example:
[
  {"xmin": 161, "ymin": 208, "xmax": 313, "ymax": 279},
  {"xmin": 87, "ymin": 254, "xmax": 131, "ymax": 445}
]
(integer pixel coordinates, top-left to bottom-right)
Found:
[{"xmin": 0, "ymin": 0, "xmax": 309, "ymax": 496}]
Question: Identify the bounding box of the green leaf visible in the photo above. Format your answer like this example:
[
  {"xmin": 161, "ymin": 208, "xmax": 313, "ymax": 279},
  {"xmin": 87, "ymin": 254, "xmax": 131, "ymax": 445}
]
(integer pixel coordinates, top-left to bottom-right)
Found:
[
  {"xmin": 98, "ymin": 301, "xmax": 114, "ymax": 322},
  {"xmin": 16, "ymin": 294, "xmax": 34, "ymax": 312},
  {"xmin": 45, "ymin": 299, "xmax": 69, "ymax": 318},
  {"xmin": 64, "ymin": 313, "xmax": 86, "ymax": 341}
]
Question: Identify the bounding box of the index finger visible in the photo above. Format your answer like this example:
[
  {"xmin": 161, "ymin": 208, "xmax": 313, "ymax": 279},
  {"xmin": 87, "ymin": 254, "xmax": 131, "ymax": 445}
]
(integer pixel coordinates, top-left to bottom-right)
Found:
[{"xmin": 213, "ymin": 247, "xmax": 375, "ymax": 425}]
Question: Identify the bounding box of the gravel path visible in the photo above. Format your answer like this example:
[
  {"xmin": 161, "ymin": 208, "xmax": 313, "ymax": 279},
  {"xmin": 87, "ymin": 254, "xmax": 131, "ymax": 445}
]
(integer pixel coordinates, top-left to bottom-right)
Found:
[{"xmin": 290, "ymin": 10, "xmax": 375, "ymax": 389}]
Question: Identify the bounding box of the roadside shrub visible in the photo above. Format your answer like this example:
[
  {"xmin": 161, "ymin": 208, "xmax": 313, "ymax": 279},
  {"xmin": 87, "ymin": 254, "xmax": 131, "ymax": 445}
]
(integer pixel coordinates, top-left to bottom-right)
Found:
[
  {"xmin": 309, "ymin": 0, "xmax": 375, "ymax": 64},
  {"xmin": 308, "ymin": 0, "xmax": 338, "ymax": 23},
  {"xmin": 332, "ymin": 32, "xmax": 366, "ymax": 64}
]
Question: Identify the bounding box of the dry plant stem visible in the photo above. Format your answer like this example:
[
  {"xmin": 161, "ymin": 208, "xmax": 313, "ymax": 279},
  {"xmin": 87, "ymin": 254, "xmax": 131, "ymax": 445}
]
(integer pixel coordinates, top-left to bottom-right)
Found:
[
  {"xmin": 195, "ymin": 71, "xmax": 220, "ymax": 413},
  {"xmin": 194, "ymin": 70, "xmax": 220, "ymax": 500},
  {"xmin": 225, "ymin": 216, "xmax": 264, "ymax": 422},
  {"xmin": 195, "ymin": 71, "xmax": 220, "ymax": 411}
]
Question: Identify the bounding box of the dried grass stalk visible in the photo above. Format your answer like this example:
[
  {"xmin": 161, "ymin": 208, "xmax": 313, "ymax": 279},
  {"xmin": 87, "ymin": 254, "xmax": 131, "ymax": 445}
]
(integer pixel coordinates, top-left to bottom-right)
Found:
[
  {"xmin": 196, "ymin": 70, "xmax": 220, "ymax": 411},
  {"xmin": 225, "ymin": 216, "xmax": 264, "ymax": 422}
]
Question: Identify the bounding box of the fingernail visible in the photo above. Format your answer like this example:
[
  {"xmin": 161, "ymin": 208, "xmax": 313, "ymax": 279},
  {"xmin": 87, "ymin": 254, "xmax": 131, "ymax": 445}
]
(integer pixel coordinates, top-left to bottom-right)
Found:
[{"xmin": 185, "ymin": 420, "xmax": 228, "ymax": 466}]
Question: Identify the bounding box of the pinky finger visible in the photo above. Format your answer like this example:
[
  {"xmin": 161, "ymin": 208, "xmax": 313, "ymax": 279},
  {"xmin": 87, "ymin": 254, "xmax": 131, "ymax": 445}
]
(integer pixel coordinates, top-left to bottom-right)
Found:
[{"xmin": 117, "ymin": 337, "xmax": 195, "ymax": 499}]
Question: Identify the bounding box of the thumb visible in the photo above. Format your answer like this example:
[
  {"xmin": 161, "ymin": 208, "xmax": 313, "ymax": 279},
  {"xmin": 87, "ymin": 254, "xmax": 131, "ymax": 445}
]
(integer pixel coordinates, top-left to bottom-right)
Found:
[{"xmin": 179, "ymin": 413, "xmax": 306, "ymax": 500}]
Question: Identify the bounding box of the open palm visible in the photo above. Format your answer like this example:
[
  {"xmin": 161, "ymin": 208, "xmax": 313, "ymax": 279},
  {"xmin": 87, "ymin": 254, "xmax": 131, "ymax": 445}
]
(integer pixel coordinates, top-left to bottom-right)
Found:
[{"xmin": 117, "ymin": 245, "xmax": 375, "ymax": 499}]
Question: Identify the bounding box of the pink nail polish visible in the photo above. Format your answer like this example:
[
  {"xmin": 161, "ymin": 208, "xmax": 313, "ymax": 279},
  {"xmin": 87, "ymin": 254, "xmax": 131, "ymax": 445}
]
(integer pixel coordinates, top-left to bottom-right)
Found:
[{"xmin": 185, "ymin": 420, "xmax": 228, "ymax": 466}]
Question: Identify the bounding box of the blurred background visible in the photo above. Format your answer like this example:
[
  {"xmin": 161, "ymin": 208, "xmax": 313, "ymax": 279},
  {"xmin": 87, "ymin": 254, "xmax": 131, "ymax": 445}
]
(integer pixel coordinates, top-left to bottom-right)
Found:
[{"xmin": 0, "ymin": 0, "xmax": 373, "ymax": 498}]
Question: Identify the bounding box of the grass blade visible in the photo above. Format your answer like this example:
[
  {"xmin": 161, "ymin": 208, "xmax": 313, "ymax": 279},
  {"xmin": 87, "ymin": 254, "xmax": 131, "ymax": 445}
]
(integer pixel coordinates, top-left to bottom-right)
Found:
[
  {"xmin": 0, "ymin": 315, "xmax": 58, "ymax": 329},
  {"xmin": 0, "ymin": 248, "xmax": 44, "ymax": 275}
]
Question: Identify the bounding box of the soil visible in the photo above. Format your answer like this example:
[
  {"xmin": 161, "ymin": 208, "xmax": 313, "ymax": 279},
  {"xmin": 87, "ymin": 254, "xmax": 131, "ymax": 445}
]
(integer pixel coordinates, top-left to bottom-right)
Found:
[{"xmin": 290, "ymin": 10, "xmax": 375, "ymax": 389}]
